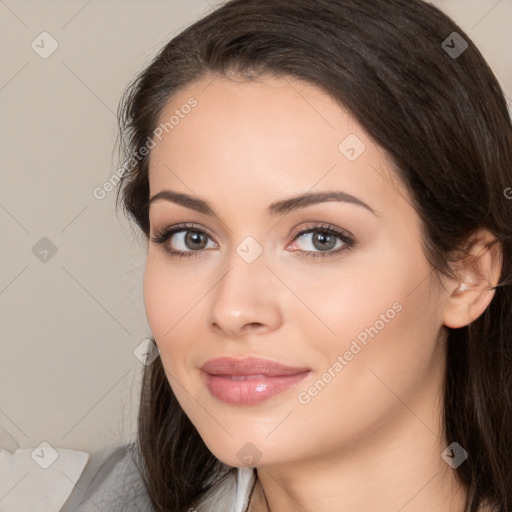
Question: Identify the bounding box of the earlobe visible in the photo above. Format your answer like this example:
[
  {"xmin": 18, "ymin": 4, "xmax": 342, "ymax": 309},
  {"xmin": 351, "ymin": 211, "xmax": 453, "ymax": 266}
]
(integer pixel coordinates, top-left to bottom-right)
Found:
[
  {"xmin": 453, "ymin": 283, "xmax": 469, "ymax": 295},
  {"xmin": 443, "ymin": 281, "xmax": 489, "ymax": 329},
  {"xmin": 442, "ymin": 229, "xmax": 502, "ymax": 329}
]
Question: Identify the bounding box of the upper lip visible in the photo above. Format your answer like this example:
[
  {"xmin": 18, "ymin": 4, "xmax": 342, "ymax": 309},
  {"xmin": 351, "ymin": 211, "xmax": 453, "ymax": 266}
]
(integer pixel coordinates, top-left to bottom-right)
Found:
[{"xmin": 200, "ymin": 356, "xmax": 311, "ymax": 377}]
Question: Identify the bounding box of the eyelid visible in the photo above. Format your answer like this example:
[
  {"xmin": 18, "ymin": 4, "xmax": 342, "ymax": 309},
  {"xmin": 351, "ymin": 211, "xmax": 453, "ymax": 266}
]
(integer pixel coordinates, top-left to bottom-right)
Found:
[
  {"xmin": 151, "ymin": 222, "xmax": 216, "ymax": 242},
  {"xmin": 289, "ymin": 222, "xmax": 353, "ymax": 241}
]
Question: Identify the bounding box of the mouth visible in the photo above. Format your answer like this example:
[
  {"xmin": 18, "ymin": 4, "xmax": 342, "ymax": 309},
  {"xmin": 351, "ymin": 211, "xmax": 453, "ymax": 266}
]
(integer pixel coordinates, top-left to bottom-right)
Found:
[{"xmin": 200, "ymin": 356, "xmax": 312, "ymax": 405}]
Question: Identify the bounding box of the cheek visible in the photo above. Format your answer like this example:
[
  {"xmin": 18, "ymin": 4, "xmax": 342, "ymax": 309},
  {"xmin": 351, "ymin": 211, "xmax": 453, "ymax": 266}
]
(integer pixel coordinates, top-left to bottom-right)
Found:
[
  {"xmin": 143, "ymin": 257, "xmax": 171, "ymax": 338},
  {"xmin": 318, "ymin": 225, "xmax": 435, "ymax": 352},
  {"xmin": 142, "ymin": 255, "xmax": 198, "ymax": 354},
  {"xmin": 300, "ymin": 238, "xmax": 438, "ymax": 383},
  {"xmin": 284, "ymin": 246, "xmax": 408, "ymax": 352},
  {"xmin": 312, "ymin": 264, "xmax": 440, "ymax": 416},
  {"xmin": 142, "ymin": 256, "xmax": 202, "ymax": 411},
  {"xmin": 291, "ymin": 281, "xmax": 439, "ymax": 450}
]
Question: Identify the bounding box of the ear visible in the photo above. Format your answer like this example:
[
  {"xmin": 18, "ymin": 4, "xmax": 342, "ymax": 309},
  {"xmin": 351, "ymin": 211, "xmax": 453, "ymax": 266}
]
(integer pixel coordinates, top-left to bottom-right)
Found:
[{"xmin": 442, "ymin": 228, "xmax": 503, "ymax": 329}]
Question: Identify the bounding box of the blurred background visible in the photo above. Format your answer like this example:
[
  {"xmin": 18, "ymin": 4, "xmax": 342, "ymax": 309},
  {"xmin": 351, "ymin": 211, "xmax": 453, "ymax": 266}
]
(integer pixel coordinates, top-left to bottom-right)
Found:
[{"xmin": 1, "ymin": 0, "xmax": 511, "ymax": 456}]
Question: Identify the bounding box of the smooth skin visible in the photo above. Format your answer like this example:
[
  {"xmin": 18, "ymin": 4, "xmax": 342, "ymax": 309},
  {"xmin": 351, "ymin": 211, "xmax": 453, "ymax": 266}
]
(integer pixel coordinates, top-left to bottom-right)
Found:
[{"xmin": 143, "ymin": 74, "xmax": 502, "ymax": 512}]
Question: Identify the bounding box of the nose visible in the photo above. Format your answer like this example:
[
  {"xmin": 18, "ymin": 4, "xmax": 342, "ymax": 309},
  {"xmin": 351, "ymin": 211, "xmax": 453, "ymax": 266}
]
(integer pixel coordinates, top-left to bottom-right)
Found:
[{"xmin": 207, "ymin": 256, "xmax": 283, "ymax": 340}]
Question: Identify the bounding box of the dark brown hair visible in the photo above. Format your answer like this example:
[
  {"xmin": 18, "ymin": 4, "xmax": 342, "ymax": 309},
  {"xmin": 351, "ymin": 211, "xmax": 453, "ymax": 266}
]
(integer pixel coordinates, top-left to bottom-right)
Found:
[{"xmin": 116, "ymin": 0, "xmax": 512, "ymax": 510}]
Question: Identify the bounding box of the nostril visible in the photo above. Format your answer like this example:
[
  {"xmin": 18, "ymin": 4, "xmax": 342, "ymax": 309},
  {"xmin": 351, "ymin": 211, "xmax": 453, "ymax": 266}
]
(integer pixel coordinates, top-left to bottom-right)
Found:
[{"xmin": 242, "ymin": 322, "xmax": 265, "ymax": 332}]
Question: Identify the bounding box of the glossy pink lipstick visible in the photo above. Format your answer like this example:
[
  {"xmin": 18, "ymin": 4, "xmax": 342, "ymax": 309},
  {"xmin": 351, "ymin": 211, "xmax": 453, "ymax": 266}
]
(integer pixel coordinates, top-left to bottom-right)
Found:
[{"xmin": 200, "ymin": 356, "xmax": 311, "ymax": 405}]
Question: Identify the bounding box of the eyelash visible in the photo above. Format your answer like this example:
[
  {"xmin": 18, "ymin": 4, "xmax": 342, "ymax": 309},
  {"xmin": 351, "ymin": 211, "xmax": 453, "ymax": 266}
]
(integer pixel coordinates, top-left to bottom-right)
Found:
[{"xmin": 150, "ymin": 222, "xmax": 355, "ymax": 260}]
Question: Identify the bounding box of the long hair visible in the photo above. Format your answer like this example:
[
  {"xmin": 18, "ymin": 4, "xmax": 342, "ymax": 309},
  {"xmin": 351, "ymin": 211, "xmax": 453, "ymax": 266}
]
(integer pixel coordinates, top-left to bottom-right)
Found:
[{"xmin": 115, "ymin": 1, "xmax": 512, "ymax": 510}]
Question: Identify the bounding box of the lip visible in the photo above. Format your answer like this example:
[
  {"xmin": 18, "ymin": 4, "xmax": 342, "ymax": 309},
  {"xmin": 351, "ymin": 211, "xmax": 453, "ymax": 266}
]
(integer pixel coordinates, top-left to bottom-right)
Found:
[{"xmin": 200, "ymin": 357, "xmax": 312, "ymax": 405}]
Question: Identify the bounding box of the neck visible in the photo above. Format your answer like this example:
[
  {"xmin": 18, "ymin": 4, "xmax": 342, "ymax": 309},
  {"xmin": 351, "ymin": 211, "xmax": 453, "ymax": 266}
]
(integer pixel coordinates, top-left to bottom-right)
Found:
[{"xmin": 257, "ymin": 423, "xmax": 468, "ymax": 512}]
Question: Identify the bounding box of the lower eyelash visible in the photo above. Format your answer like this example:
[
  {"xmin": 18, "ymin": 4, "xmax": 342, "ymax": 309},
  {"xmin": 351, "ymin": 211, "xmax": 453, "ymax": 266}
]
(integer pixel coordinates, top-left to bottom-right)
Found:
[{"xmin": 150, "ymin": 224, "xmax": 355, "ymax": 259}]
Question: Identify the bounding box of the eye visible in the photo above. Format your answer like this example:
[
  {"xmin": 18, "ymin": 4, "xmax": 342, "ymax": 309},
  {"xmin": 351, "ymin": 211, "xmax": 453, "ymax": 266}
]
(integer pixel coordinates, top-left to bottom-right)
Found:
[
  {"xmin": 287, "ymin": 223, "xmax": 355, "ymax": 258},
  {"xmin": 150, "ymin": 223, "xmax": 217, "ymax": 259}
]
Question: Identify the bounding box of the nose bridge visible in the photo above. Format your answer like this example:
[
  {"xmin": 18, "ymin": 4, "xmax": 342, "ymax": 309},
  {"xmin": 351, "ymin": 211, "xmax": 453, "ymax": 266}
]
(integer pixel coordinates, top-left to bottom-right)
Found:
[{"xmin": 207, "ymin": 241, "xmax": 282, "ymax": 337}]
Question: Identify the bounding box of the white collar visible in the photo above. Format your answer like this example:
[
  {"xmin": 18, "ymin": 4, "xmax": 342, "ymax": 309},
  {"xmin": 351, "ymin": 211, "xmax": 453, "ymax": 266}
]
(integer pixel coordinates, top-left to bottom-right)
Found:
[{"xmin": 234, "ymin": 467, "xmax": 257, "ymax": 512}]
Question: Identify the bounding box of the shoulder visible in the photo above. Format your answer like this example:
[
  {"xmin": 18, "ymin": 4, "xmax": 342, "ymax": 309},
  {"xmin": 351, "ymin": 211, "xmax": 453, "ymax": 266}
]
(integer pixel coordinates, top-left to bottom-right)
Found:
[
  {"xmin": 60, "ymin": 442, "xmax": 154, "ymax": 512},
  {"xmin": 60, "ymin": 443, "xmax": 256, "ymax": 512}
]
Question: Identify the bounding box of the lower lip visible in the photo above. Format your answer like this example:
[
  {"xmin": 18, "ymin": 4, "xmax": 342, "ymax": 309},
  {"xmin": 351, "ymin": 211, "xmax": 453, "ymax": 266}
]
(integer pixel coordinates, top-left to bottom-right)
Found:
[{"xmin": 202, "ymin": 371, "xmax": 311, "ymax": 405}]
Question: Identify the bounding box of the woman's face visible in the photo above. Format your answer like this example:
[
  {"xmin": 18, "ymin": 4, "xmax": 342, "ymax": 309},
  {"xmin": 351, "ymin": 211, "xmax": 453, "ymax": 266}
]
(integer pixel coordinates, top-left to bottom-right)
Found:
[{"xmin": 144, "ymin": 74, "xmax": 450, "ymax": 468}]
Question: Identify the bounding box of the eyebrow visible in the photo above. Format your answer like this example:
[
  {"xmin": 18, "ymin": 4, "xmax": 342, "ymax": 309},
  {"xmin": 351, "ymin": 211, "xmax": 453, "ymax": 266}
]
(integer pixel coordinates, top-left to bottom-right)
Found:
[{"xmin": 148, "ymin": 189, "xmax": 380, "ymax": 218}]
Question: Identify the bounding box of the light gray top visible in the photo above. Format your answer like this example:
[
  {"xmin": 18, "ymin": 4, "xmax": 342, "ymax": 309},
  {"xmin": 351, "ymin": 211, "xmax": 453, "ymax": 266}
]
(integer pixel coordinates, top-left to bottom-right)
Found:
[
  {"xmin": 60, "ymin": 442, "xmax": 256, "ymax": 512},
  {"xmin": 59, "ymin": 443, "xmax": 154, "ymax": 512}
]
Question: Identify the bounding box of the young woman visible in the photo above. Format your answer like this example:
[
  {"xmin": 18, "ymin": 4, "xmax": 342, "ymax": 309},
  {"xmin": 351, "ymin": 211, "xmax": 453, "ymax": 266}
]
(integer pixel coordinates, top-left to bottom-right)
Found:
[{"xmin": 62, "ymin": 0, "xmax": 512, "ymax": 511}]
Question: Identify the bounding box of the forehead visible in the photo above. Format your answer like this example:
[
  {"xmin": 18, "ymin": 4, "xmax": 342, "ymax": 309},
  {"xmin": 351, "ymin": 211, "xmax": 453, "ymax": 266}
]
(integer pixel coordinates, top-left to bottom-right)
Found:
[{"xmin": 148, "ymin": 74, "xmax": 410, "ymax": 221}]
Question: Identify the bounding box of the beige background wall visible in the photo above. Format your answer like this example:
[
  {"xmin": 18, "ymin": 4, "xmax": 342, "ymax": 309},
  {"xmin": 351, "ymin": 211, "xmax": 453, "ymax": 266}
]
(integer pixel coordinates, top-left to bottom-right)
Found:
[{"xmin": 1, "ymin": 0, "xmax": 511, "ymax": 455}]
